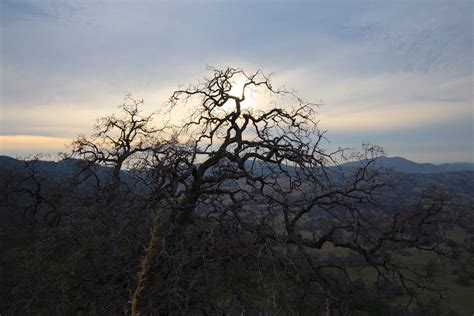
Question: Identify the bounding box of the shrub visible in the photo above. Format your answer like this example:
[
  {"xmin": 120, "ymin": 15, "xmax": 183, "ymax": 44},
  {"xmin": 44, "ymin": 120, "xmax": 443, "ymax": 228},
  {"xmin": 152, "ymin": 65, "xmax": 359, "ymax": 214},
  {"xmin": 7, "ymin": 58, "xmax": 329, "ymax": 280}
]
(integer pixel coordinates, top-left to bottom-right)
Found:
[{"xmin": 455, "ymin": 274, "xmax": 471, "ymax": 286}]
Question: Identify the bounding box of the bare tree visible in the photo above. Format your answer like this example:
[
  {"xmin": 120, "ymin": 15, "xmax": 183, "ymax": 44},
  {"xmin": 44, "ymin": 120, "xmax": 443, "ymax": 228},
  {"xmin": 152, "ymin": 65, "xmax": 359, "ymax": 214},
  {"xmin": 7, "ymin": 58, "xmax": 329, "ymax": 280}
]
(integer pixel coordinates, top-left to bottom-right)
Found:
[
  {"xmin": 0, "ymin": 67, "xmax": 460, "ymax": 315},
  {"xmin": 71, "ymin": 95, "xmax": 162, "ymax": 185},
  {"xmin": 126, "ymin": 67, "xmax": 457, "ymax": 314}
]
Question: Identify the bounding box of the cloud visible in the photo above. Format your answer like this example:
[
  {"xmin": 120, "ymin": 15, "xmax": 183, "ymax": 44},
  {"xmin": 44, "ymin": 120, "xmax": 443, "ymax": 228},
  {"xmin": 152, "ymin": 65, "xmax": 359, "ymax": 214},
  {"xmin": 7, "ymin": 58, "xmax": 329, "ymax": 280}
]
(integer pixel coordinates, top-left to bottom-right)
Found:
[
  {"xmin": 0, "ymin": 1, "xmax": 472, "ymax": 162},
  {"xmin": 274, "ymin": 68, "xmax": 472, "ymax": 128}
]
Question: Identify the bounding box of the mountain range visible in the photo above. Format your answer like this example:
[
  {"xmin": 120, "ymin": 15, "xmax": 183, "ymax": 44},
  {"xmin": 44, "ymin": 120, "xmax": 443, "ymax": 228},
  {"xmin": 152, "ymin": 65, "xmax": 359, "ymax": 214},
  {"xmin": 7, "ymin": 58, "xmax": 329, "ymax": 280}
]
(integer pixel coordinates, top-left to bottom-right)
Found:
[
  {"xmin": 1, "ymin": 155, "xmax": 473, "ymax": 176},
  {"xmin": 340, "ymin": 156, "xmax": 474, "ymax": 174}
]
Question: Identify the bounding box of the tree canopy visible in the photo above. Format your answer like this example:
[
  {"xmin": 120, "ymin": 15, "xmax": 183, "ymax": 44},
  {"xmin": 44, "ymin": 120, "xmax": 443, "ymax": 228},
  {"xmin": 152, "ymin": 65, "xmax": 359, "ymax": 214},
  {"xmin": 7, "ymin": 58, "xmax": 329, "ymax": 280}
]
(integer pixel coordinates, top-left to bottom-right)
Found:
[{"xmin": 0, "ymin": 67, "xmax": 461, "ymax": 315}]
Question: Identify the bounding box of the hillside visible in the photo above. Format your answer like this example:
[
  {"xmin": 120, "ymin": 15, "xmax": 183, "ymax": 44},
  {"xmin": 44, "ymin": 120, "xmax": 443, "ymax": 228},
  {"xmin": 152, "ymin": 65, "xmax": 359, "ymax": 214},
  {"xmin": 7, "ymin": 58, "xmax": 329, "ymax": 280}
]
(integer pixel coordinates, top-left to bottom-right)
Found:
[{"xmin": 341, "ymin": 156, "xmax": 474, "ymax": 174}]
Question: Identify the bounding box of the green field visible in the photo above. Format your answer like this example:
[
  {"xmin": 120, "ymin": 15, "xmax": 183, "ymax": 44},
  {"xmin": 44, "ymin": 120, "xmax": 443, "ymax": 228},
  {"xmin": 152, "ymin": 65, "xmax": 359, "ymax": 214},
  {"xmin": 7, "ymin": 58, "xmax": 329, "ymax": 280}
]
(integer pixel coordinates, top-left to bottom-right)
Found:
[{"xmin": 344, "ymin": 227, "xmax": 474, "ymax": 315}]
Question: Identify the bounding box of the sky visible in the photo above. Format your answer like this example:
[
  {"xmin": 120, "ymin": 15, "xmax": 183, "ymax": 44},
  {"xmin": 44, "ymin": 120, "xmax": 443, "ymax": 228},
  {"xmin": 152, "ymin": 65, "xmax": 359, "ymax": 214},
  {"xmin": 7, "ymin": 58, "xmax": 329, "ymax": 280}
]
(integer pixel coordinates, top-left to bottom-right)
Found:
[{"xmin": 0, "ymin": 0, "xmax": 472, "ymax": 163}]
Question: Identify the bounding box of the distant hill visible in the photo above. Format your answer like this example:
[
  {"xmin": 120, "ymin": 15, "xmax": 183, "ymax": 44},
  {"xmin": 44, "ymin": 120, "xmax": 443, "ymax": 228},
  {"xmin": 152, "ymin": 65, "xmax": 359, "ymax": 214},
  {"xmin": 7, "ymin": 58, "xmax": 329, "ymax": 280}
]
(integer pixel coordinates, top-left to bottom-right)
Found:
[
  {"xmin": 1, "ymin": 155, "xmax": 473, "ymax": 179},
  {"xmin": 1, "ymin": 155, "xmax": 473, "ymax": 215},
  {"xmin": 0, "ymin": 155, "xmax": 115, "ymax": 182},
  {"xmin": 341, "ymin": 156, "xmax": 474, "ymax": 174}
]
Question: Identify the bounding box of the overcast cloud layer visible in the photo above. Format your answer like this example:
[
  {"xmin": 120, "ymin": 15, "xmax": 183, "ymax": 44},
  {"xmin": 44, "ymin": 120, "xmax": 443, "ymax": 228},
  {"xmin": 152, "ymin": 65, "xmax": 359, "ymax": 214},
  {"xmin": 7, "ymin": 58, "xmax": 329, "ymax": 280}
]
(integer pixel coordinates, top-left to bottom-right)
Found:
[{"xmin": 1, "ymin": 0, "xmax": 472, "ymax": 162}]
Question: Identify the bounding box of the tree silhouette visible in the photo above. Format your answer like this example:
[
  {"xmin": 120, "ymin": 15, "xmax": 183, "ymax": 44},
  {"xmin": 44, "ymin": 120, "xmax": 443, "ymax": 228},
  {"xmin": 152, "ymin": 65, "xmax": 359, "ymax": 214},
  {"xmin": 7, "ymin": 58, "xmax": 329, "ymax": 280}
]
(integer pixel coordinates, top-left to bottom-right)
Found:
[
  {"xmin": 71, "ymin": 95, "xmax": 162, "ymax": 185},
  {"xmin": 0, "ymin": 67, "xmax": 459, "ymax": 315}
]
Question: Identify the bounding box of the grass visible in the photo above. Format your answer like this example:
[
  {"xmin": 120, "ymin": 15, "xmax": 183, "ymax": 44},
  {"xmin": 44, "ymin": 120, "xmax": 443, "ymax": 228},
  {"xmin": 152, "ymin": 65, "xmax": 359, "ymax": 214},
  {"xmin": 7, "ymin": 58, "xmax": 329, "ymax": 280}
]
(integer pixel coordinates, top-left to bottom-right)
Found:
[{"xmin": 342, "ymin": 227, "xmax": 474, "ymax": 315}]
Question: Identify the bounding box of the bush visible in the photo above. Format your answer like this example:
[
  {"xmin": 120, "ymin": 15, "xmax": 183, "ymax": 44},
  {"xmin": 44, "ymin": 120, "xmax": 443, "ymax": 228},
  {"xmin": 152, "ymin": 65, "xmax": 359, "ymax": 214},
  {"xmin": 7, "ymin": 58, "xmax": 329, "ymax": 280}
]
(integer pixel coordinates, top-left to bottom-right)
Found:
[
  {"xmin": 399, "ymin": 250, "xmax": 412, "ymax": 257},
  {"xmin": 423, "ymin": 259, "xmax": 439, "ymax": 277},
  {"xmin": 455, "ymin": 274, "xmax": 471, "ymax": 286}
]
